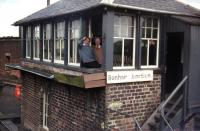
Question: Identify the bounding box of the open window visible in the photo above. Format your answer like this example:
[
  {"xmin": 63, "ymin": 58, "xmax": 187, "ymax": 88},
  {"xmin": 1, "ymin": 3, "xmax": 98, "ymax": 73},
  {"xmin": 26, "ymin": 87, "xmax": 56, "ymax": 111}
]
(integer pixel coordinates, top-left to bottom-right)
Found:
[
  {"xmin": 33, "ymin": 25, "xmax": 40, "ymax": 60},
  {"xmin": 113, "ymin": 15, "xmax": 136, "ymax": 69},
  {"xmin": 141, "ymin": 17, "xmax": 160, "ymax": 68},
  {"xmin": 54, "ymin": 22, "xmax": 65, "ymax": 64}
]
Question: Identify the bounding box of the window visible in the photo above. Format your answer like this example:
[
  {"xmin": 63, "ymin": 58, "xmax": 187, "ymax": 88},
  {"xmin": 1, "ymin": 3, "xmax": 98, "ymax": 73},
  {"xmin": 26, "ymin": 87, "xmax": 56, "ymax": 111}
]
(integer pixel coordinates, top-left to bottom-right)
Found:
[
  {"xmin": 43, "ymin": 24, "xmax": 52, "ymax": 62},
  {"xmin": 33, "ymin": 26, "xmax": 40, "ymax": 60},
  {"xmin": 141, "ymin": 17, "xmax": 159, "ymax": 68},
  {"xmin": 113, "ymin": 15, "xmax": 136, "ymax": 69},
  {"xmin": 26, "ymin": 26, "xmax": 31, "ymax": 58},
  {"xmin": 54, "ymin": 22, "xmax": 65, "ymax": 64},
  {"xmin": 68, "ymin": 19, "xmax": 81, "ymax": 66},
  {"xmin": 42, "ymin": 89, "xmax": 49, "ymax": 129}
]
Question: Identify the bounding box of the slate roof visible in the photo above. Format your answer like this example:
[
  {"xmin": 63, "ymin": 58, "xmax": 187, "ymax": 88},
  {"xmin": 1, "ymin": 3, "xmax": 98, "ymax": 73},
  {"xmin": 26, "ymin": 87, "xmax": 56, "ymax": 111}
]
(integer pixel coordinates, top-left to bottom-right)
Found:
[{"xmin": 14, "ymin": 0, "xmax": 200, "ymax": 25}]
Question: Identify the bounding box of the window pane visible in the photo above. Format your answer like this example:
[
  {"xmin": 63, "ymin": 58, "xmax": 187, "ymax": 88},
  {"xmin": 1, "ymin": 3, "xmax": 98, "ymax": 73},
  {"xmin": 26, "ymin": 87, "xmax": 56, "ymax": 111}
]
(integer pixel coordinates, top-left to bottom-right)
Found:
[
  {"xmin": 27, "ymin": 40, "xmax": 31, "ymax": 57},
  {"xmin": 127, "ymin": 17, "xmax": 133, "ymax": 27},
  {"xmin": 141, "ymin": 40, "xmax": 148, "ymax": 65},
  {"xmin": 142, "ymin": 28, "xmax": 145, "ymax": 38},
  {"xmin": 46, "ymin": 24, "xmax": 51, "ymax": 39},
  {"xmin": 128, "ymin": 26, "xmax": 134, "ymax": 38},
  {"xmin": 124, "ymin": 39, "xmax": 133, "ymax": 66},
  {"xmin": 113, "ymin": 38, "xmax": 122, "ymax": 67},
  {"xmin": 153, "ymin": 29, "xmax": 158, "ymax": 38},
  {"xmin": 44, "ymin": 40, "xmax": 48, "ymax": 59},
  {"xmin": 153, "ymin": 19, "xmax": 158, "ymax": 28},
  {"xmin": 114, "ymin": 25, "xmax": 120, "ymax": 37},
  {"xmin": 49, "ymin": 41, "xmax": 52, "ymax": 60},
  {"xmin": 76, "ymin": 40, "xmax": 80, "ymax": 63},
  {"xmin": 61, "ymin": 40, "xmax": 64, "ymax": 60},
  {"xmin": 114, "ymin": 15, "xmax": 120, "ymax": 25},
  {"xmin": 55, "ymin": 40, "xmax": 60, "ymax": 60},
  {"xmin": 146, "ymin": 28, "xmax": 152, "ymax": 38},
  {"xmin": 69, "ymin": 40, "xmax": 74, "ymax": 63},
  {"xmin": 141, "ymin": 17, "xmax": 145, "ymax": 27},
  {"xmin": 147, "ymin": 18, "xmax": 152, "ymax": 27},
  {"xmin": 121, "ymin": 25, "xmax": 128, "ymax": 37},
  {"xmin": 149, "ymin": 40, "xmax": 157, "ymax": 65}
]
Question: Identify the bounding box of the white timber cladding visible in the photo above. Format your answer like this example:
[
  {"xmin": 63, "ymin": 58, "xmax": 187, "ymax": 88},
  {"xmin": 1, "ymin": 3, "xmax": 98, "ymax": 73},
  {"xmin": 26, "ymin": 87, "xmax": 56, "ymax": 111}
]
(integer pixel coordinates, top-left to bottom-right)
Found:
[{"xmin": 107, "ymin": 70, "xmax": 154, "ymax": 84}]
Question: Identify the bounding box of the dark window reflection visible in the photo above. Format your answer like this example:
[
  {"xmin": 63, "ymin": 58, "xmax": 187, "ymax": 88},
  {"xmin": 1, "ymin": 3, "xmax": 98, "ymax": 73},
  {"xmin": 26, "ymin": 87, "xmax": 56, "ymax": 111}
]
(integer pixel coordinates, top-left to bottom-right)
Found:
[
  {"xmin": 124, "ymin": 39, "xmax": 133, "ymax": 66},
  {"xmin": 113, "ymin": 38, "xmax": 122, "ymax": 67}
]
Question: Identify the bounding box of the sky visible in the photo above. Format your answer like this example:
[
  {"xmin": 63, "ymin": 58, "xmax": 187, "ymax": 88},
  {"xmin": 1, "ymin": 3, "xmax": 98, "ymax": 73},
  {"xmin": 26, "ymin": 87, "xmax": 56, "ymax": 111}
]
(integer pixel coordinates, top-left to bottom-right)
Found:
[{"xmin": 0, "ymin": 0, "xmax": 200, "ymax": 37}]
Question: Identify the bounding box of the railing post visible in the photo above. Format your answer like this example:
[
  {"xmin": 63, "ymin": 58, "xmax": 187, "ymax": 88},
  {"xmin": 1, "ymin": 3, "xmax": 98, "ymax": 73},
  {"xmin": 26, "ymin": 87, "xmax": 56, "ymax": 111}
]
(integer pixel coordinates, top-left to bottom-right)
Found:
[{"xmin": 182, "ymin": 78, "xmax": 188, "ymax": 130}]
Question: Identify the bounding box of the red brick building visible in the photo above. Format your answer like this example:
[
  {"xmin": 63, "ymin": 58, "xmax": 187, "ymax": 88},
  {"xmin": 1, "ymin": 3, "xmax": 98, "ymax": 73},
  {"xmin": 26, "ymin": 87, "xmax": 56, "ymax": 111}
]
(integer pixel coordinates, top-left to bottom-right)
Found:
[
  {"xmin": 8, "ymin": 0, "xmax": 200, "ymax": 131},
  {"xmin": 0, "ymin": 37, "xmax": 21, "ymax": 79}
]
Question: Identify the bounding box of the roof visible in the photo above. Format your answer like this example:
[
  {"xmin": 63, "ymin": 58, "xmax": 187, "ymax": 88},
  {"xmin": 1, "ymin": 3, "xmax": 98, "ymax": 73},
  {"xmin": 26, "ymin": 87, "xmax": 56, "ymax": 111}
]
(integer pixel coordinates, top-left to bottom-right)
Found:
[
  {"xmin": 14, "ymin": 0, "xmax": 200, "ymax": 25},
  {"xmin": 172, "ymin": 16, "xmax": 200, "ymax": 25}
]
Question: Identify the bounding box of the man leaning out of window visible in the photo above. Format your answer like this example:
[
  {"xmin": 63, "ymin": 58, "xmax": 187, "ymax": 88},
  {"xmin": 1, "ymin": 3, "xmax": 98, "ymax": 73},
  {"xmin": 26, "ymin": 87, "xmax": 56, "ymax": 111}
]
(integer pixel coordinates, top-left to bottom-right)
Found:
[{"xmin": 79, "ymin": 36, "xmax": 101, "ymax": 68}]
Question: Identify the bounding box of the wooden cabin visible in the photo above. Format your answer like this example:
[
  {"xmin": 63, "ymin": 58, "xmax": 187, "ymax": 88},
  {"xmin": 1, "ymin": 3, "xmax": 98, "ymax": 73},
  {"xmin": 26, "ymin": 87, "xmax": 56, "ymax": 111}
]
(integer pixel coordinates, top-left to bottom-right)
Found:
[{"xmin": 8, "ymin": 0, "xmax": 200, "ymax": 130}]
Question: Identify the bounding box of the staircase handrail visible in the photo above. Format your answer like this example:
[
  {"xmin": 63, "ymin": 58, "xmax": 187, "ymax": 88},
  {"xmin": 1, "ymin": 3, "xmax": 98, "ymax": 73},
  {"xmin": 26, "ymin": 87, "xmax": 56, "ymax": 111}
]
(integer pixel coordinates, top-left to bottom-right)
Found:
[
  {"xmin": 160, "ymin": 76, "xmax": 188, "ymax": 110},
  {"xmin": 159, "ymin": 76, "xmax": 188, "ymax": 131}
]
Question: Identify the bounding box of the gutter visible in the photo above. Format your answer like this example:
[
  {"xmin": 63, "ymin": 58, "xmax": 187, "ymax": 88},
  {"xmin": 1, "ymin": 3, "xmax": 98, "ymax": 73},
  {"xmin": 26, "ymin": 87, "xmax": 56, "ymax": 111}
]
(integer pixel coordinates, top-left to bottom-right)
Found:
[{"xmin": 5, "ymin": 64, "xmax": 54, "ymax": 79}]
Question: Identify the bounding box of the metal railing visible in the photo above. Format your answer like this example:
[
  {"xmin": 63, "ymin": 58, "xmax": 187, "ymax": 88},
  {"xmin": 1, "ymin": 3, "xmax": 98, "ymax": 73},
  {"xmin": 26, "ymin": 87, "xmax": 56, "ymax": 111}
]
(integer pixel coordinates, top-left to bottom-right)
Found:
[{"xmin": 159, "ymin": 76, "xmax": 188, "ymax": 131}]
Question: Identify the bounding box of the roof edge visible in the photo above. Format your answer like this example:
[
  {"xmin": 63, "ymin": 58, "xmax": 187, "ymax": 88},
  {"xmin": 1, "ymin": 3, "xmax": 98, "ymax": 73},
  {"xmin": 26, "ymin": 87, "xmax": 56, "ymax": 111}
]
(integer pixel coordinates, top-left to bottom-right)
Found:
[{"xmin": 14, "ymin": 1, "xmax": 200, "ymax": 26}]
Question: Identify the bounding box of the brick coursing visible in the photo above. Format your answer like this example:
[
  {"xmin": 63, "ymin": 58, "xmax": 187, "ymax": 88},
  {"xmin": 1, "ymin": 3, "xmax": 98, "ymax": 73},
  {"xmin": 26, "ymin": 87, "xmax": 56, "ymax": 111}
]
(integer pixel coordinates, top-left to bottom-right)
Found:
[
  {"xmin": 48, "ymin": 82, "xmax": 105, "ymax": 131},
  {"xmin": 21, "ymin": 72, "xmax": 43, "ymax": 131},
  {"xmin": 104, "ymin": 74, "xmax": 161, "ymax": 131},
  {"xmin": 21, "ymin": 72, "xmax": 105, "ymax": 131},
  {"xmin": 21, "ymin": 72, "xmax": 161, "ymax": 131},
  {"xmin": 0, "ymin": 37, "xmax": 21, "ymax": 75}
]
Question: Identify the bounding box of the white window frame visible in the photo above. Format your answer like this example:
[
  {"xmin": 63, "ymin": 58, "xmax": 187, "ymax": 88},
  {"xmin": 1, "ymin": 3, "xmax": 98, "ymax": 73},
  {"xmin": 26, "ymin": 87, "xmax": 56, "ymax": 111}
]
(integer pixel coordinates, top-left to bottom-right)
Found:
[
  {"xmin": 68, "ymin": 19, "xmax": 81, "ymax": 66},
  {"xmin": 54, "ymin": 22, "xmax": 65, "ymax": 64},
  {"xmin": 43, "ymin": 24, "xmax": 52, "ymax": 62},
  {"xmin": 113, "ymin": 15, "xmax": 136, "ymax": 70},
  {"xmin": 42, "ymin": 89, "xmax": 49, "ymax": 130},
  {"xmin": 25, "ymin": 26, "xmax": 31, "ymax": 59},
  {"xmin": 141, "ymin": 17, "xmax": 160, "ymax": 69},
  {"xmin": 33, "ymin": 25, "xmax": 40, "ymax": 60}
]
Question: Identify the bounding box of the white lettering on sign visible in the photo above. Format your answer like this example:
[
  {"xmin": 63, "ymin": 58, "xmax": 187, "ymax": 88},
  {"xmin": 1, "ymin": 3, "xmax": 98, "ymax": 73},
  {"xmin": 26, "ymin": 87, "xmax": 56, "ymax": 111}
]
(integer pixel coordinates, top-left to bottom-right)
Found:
[{"xmin": 107, "ymin": 70, "xmax": 153, "ymax": 84}]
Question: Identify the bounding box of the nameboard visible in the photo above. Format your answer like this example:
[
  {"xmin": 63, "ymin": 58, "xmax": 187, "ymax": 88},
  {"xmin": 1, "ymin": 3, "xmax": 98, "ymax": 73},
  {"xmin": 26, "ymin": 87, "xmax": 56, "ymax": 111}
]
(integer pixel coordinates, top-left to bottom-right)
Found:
[{"xmin": 107, "ymin": 70, "xmax": 153, "ymax": 84}]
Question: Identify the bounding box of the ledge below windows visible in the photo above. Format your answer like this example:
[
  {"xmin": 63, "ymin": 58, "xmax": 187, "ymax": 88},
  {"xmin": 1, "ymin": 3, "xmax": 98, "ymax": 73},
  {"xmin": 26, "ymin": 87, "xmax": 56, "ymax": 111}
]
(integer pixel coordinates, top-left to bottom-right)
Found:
[{"xmin": 6, "ymin": 61, "xmax": 106, "ymax": 89}]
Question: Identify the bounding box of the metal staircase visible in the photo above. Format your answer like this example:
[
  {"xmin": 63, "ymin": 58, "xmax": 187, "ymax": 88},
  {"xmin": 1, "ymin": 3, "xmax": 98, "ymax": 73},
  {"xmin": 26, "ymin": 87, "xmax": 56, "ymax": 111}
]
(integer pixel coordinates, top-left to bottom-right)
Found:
[{"xmin": 142, "ymin": 76, "xmax": 188, "ymax": 131}]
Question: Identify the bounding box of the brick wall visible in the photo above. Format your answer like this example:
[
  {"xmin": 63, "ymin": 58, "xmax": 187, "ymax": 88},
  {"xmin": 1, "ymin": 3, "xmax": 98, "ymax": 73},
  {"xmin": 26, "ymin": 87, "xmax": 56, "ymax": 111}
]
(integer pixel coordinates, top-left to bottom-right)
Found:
[
  {"xmin": 48, "ymin": 82, "xmax": 105, "ymax": 131},
  {"xmin": 22, "ymin": 72, "xmax": 43, "ymax": 131},
  {"xmin": 0, "ymin": 37, "xmax": 21, "ymax": 76},
  {"xmin": 104, "ymin": 74, "xmax": 161, "ymax": 131},
  {"xmin": 21, "ymin": 71, "xmax": 161, "ymax": 131},
  {"xmin": 21, "ymin": 72, "xmax": 105, "ymax": 131}
]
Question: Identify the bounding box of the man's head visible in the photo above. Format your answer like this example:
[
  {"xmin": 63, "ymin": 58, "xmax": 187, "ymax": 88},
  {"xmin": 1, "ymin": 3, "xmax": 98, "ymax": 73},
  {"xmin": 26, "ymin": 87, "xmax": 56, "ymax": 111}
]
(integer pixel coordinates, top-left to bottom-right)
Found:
[
  {"xmin": 95, "ymin": 37, "xmax": 101, "ymax": 46},
  {"xmin": 82, "ymin": 36, "xmax": 90, "ymax": 45}
]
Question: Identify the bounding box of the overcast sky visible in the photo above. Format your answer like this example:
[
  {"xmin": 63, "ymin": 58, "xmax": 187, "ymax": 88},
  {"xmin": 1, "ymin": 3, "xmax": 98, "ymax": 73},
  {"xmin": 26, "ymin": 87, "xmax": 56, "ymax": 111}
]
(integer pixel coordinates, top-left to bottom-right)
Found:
[{"xmin": 0, "ymin": 0, "xmax": 199, "ymax": 37}]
